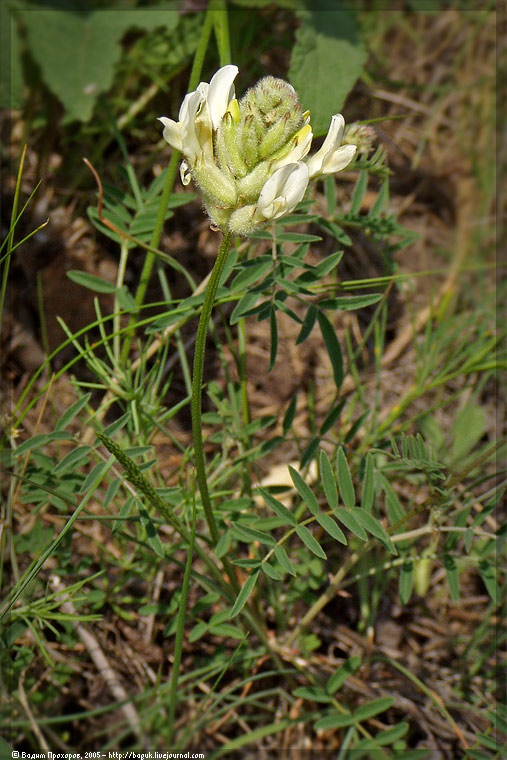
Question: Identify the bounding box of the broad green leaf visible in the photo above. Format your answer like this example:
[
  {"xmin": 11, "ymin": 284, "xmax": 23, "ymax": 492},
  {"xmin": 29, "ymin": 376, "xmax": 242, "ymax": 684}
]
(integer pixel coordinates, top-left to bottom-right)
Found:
[
  {"xmin": 399, "ymin": 559, "xmax": 414, "ymax": 604},
  {"xmin": 337, "ymin": 448, "xmax": 355, "ymax": 507},
  {"xmin": 258, "ymin": 488, "xmax": 297, "ymax": 526},
  {"xmin": 333, "ymin": 508, "xmax": 367, "ymax": 541},
  {"xmin": 361, "ymin": 454, "xmax": 374, "ymax": 511},
  {"xmin": 444, "ymin": 554, "xmax": 460, "ymax": 602},
  {"xmin": 231, "ymin": 521, "xmax": 275, "ymax": 547},
  {"xmin": 230, "ymin": 570, "xmax": 260, "ymax": 618},
  {"xmin": 326, "ymin": 655, "xmax": 361, "ymax": 694},
  {"xmin": 288, "ymin": 4, "xmax": 366, "ymax": 136},
  {"xmin": 317, "ymin": 311, "xmax": 344, "ymax": 390},
  {"xmin": 274, "ymin": 545, "xmax": 297, "ymax": 577},
  {"xmin": 289, "ymin": 465, "xmax": 319, "ymax": 516},
  {"xmin": 295, "ymin": 525, "xmax": 326, "ymax": 559},
  {"xmin": 66, "ymin": 270, "xmax": 116, "ymax": 293},
  {"xmin": 316, "ymin": 514, "xmax": 347, "ymax": 545},
  {"xmin": 320, "ymin": 450, "xmax": 338, "ymax": 509},
  {"xmin": 23, "ymin": 8, "xmax": 180, "ymax": 121}
]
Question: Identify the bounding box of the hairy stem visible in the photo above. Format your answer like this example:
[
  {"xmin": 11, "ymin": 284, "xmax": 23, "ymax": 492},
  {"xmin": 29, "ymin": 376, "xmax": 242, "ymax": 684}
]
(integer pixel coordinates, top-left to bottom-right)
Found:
[{"xmin": 191, "ymin": 230, "xmax": 233, "ymax": 545}]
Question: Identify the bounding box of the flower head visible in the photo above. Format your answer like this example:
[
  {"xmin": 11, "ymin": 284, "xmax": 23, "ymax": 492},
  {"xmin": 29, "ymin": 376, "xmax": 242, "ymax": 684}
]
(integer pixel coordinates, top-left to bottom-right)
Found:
[{"xmin": 159, "ymin": 66, "xmax": 357, "ymax": 236}]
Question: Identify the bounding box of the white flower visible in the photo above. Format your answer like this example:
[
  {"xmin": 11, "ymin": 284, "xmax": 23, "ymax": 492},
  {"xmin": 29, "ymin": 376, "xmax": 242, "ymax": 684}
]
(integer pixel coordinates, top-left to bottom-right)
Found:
[
  {"xmin": 159, "ymin": 65, "xmax": 238, "ymax": 164},
  {"xmin": 256, "ymin": 162, "xmax": 309, "ymax": 221},
  {"xmin": 158, "ymin": 66, "xmax": 358, "ymax": 235},
  {"xmin": 305, "ymin": 114, "xmax": 357, "ymax": 179}
]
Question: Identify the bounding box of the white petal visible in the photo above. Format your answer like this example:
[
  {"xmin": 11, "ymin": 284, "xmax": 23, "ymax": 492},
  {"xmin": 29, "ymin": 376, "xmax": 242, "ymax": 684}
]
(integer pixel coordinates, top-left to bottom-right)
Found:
[
  {"xmin": 257, "ymin": 162, "xmax": 309, "ymax": 220},
  {"xmin": 322, "ymin": 144, "xmax": 357, "ymax": 174},
  {"xmin": 207, "ymin": 65, "xmax": 239, "ymax": 129},
  {"xmin": 181, "ymin": 90, "xmax": 208, "ymax": 161},
  {"xmin": 180, "ymin": 160, "xmax": 192, "ymax": 186},
  {"xmin": 306, "ymin": 113, "xmax": 345, "ymax": 178},
  {"xmin": 158, "ymin": 117, "xmax": 183, "ymax": 151},
  {"xmin": 273, "ymin": 127, "xmax": 313, "ymax": 170}
]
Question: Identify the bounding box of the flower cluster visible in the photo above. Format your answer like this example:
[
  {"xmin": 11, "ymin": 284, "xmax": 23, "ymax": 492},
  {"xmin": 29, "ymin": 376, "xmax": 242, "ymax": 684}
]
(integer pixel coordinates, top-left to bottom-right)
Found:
[{"xmin": 159, "ymin": 65, "xmax": 357, "ymax": 236}]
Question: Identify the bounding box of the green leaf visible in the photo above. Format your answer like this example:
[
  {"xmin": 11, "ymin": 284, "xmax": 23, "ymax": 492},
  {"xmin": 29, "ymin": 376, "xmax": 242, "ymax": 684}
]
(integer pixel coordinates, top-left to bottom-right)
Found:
[
  {"xmin": 354, "ymin": 697, "xmax": 394, "ymax": 721},
  {"xmin": 230, "ymin": 570, "xmax": 260, "ymax": 618},
  {"xmin": 444, "ymin": 554, "xmax": 460, "ymax": 602},
  {"xmin": 138, "ymin": 506, "xmax": 165, "ymax": 558},
  {"xmin": 289, "ymin": 465, "xmax": 320, "ymax": 516},
  {"xmin": 258, "ymin": 488, "xmax": 297, "ymax": 526},
  {"xmin": 336, "ymin": 448, "xmax": 355, "ymax": 507},
  {"xmin": 399, "ymin": 559, "xmax": 414, "ymax": 604},
  {"xmin": 300, "ymin": 436, "xmax": 320, "ymax": 469},
  {"xmin": 293, "ymin": 686, "xmax": 333, "ymax": 703},
  {"xmin": 79, "ymin": 460, "xmax": 110, "ymax": 494},
  {"xmin": 231, "ymin": 521, "xmax": 275, "ymax": 547},
  {"xmin": 215, "ymin": 530, "xmax": 232, "ymax": 559},
  {"xmin": 23, "ymin": 8, "xmax": 179, "ymax": 122},
  {"xmin": 288, "ymin": 4, "xmax": 366, "ymax": 136},
  {"xmin": 261, "ymin": 561, "xmax": 283, "ymax": 581},
  {"xmin": 451, "ymin": 402, "xmax": 487, "ymax": 462},
  {"xmin": 296, "ymin": 304, "xmax": 317, "ymax": 345},
  {"xmin": 317, "ymin": 310, "xmax": 344, "ymax": 390},
  {"xmin": 316, "ymin": 514, "xmax": 347, "ymax": 545},
  {"xmin": 14, "ymin": 431, "xmax": 73, "ymax": 456},
  {"xmin": 326, "ymin": 655, "xmax": 361, "ymax": 694},
  {"xmin": 478, "ymin": 559, "xmax": 498, "ymax": 603},
  {"xmin": 66, "ymin": 270, "xmax": 116, "ymax": 293},
  {"xmin": 295, "ymin": 525, "xmax": 326, "ymax": 559},
  {"xmin": 350, "ymin": 170, "xmax": 368, "ymax": 215},
  {"xmin": 319, "ymin": 398, "xmax": 346, "ymax": 436},
  {"xmin": 276, "ymin": 232, "xmax": 322, "ymax": 243},
  {"xmin": 319, "ymin": 294, "xmax": 383, "ymax": 311},
  {"xmin": 333, "ymin": 508, "xmax": 367, "ymax": 541},
  {"xmin": 283, "ymin": 395, "xmax": 297, "ymax": 435},
  {"xmin": 320, "ymin": 451, "xmax": 338, "ymax": 510},
  {"xmin": 230, "ymin": 256, "xmax": 272, "ymax": 291},
  {"xmin": 53, "ymin": 446, "xmax": 92, "ymax": 475},
  {"xmin": 274, "ymin": 545, "xmax": 297, "ymax": 576},
  {"xmin": 353, "ymin": 508, "xmax": 396, "ymax": 554},
  {"xmin": 269, "ymin": 305, "xmax": 278, "ymax": 372}
]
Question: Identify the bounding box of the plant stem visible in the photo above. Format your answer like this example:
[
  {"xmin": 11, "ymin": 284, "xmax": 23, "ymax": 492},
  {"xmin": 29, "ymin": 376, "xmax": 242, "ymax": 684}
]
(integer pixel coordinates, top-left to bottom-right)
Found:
[{"xmin": 191, "ymin": 230, "xmax": 233, "ymax": 545}]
